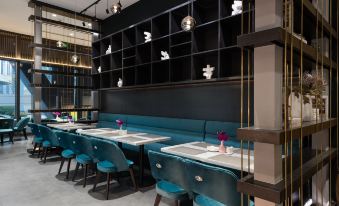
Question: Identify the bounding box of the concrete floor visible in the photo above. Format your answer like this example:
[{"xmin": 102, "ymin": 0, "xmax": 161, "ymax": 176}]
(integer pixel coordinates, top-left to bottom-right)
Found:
[{"xmin": 0, "ymin": 136, "xmax": 174, "ymax": 206}]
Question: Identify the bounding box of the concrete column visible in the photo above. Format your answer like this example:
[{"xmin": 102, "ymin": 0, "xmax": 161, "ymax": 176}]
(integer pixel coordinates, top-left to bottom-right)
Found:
[
  {"xmin": 253, "ymin": 0, "xmax": 283, "ymax": 205},
  {"xmin": 32, "ymin": 5, "xmax": 42, "ymax": 123}
]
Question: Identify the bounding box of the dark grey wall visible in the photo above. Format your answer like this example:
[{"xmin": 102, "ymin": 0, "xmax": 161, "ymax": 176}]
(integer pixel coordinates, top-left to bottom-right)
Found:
[
  {"xmin": 102, "ymin": 0, "xmax": 187, "ymax": 35},
  {"xmin": 101, "ymin": 84, "xmax": 253, "ymax": 122}
]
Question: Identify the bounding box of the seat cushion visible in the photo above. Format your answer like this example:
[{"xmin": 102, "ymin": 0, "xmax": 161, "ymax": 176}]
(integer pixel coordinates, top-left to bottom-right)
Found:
[
  {"xmin": 193, "ymin": 194, "xmax": 224, "ymax": 206},
  {"xmin": 76, "ymin": 154, "xmax": 93, "ymax": 165},
  {"xmin": 156, "ymin": 180, "xmax": 189, "ymax": 201},
  {"xmin": 97, "ymin": 159, "xmax": 133, "ymax": 173},
  {"xmin": 33, "ymin": 137, "xmax": 43, "ymax": 144},
  {"xmin": 0, "ymin": 129, "xmax": 13, "ymax": 134},
  {"xmin": 42, "ymin": 140, "xmax": 51, "ymax": 147},
  {"xmin": 61, "ymin": 149, "xmax": 75, "ymax": 159}
]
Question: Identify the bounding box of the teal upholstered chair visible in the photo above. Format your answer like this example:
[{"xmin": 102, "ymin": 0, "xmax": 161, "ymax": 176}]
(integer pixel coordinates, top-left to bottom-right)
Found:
[
  {"xmin": 186, "ymin": 160, "xmax": 253, "ymax": 206},
  {"xmin": 148, "ymin": 151, "xmax": 190, "ymax": 206},
  {"xmin": 55, "ymin": 131, "xmax": 77, "ymax": 179},
  {"xmin": 13, "ymin": 117, "xmax": 30, "ymax": 140},
  {"xmin": 72, "ymin": 135, "xmax": 95, "ymax": 187},
  {"xmin": 28, "ymin": 123, "xmax": 43, "ymax": 156},
  {"xmin": 38, "ymin": 125, "xmax": 60, "ymax": 163},
  {"xmin": 0, "ymin": 118, "xmax": 14, "ymax": 144},
  {"xmin": 91, "ymin": 139, "xmax": 137, "ymax": 200}
]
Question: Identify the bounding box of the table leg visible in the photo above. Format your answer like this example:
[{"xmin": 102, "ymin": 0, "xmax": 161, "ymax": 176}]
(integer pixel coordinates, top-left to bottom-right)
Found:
[
  {"xmin": 139, "ymin": 145, "xmax": 144, "ymax": 186},
  {"xmin": 118, "ymin": 142, "xmax": 122, "ymax": 149}
]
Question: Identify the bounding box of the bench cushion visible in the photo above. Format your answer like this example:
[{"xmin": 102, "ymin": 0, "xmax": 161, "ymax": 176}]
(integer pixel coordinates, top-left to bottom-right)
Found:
[{"xmin": 96, "ymin": 113, "xmax": 128, "ymax": 129}]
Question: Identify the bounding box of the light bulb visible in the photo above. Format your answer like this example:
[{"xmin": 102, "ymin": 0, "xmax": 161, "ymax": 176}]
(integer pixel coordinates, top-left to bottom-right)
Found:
[
  {"xmin": 111, "ymin": 1, "xmax": 122, "ymax": 14},
  {"xmin": 181, "ymin": 16, "xmax": 196, "ymax": 32}
]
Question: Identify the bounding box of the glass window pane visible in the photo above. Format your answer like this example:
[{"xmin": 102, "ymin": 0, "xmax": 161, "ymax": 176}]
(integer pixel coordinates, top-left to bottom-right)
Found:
[{"xmin": 0, "ymin": 60, "xmax": 16, "ymax": 118}]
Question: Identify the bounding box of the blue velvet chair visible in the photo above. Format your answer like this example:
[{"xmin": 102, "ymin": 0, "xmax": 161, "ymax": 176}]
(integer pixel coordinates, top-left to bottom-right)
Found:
[
  {"xmin": 148, "ymin": 151, "xmax": 190, "ymax": 206},
  {"xmin": 28, "ymin": 123, "xmax": 43, "ymax": 156},
  {"xmin": 0, "ymin": 119, "xmax": 14, "ymax": 144},
  {"xmin": 13, "ymin": 117, "xmax": 30, "ymax": 140},
  {"xmin": 91, "ymin": 139, "xmax": 137, "ymax": 200},
  {"xmin": 38, "ymin": 125, "xmax": 60, "ymax": 163},
  {"xmin": 72, "ymin": 135, "xmax": 95, "ymax": 187},
  {"xmin": 55, "ymin": 131, "xmax": 77, "ymax": 179},
  {"xmin": 185, "ymin": 159, "xmax": 253, "ymax": 206}
]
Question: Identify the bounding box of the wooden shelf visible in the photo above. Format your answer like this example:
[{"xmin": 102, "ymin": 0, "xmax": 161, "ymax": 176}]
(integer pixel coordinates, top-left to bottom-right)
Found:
[
  {"xmin": 30, "ymin": 84, "xmax": 93, "ymax": 90},
  {"xmin": 237, "ymin": 27, "xmax": 337, "ymax": 71},
  {"xmin": 237, "ymin": 148, "xmax": 336, "ymax": 204},
  {"xmin": 237, "ymin": 118, "xmax": 337, "ymax": 145},
  {"xmin": 29, "ymin": 43, "xmax": 91, "ymax": 56},
  {"xmin": 28, "ymin": 108, "xmax": 99, "ymax": 113},
  {"xmin": 30, "ymin": 69, "xmax": 91, "ymax": 77}
]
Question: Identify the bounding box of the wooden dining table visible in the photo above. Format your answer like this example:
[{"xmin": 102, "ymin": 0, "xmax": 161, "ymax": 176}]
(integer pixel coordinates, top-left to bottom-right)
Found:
[
  {"xmin": 47, "ymin": 122, "xmax": 96, "ymax": 132},
  {"xmin": 161, "ymin": 141, "xmax": 254, "ymax": 173},
  {"xmin": 77, "ymin": 128, "xmax": 171, "ymax": 186}
]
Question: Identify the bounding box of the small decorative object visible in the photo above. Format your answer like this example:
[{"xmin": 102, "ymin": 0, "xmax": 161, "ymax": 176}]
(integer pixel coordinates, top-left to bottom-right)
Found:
[
  {"xmin": 181, "ymin": 15, "xmax": 196, "ymax": 32},
  {"xmin": 71, "ymin": 54, "xmax": 80, "ymax": 64},
  {"xmin": 106, "ymin": 45, "xmax": 112, "ymax": 54},
  {"xmin": 231, "ymin": 0, "xmax": 242, "ymax": 16},
  {"xmin": 144, "ymin": 32, "xmax": 152, "ymax": 43},
  {"xmin": 53, "ymin": 112, "xmax": 61, "ymax": 119},
  {"xmin": 111, "ymin": 0, "xmax": 122, "ymax": 14},
  {"xmin": 117, "ymin": 78, "xmax": 123, "ymax": 87},
  {"xmin": 97, "ymin": 66, "xmax": 102, "ymax": 73},
  {"xmin": 161, "ymin": 51, "xmax": 170, "ymax": 60},
  {"xmin": 217, "ymin": 131, "xmax": 229, "ymax": 153},
  {"xmin": 116, "ymin": 119, "xmax": 124, "ymax": 130},
  {"xmin": 202, "ymin": 64, "xmax": 215, "ymax": 80},
  {"xmin": 53, "ymin": 80, "xmax": 56, "ymax": 85},
  {"xmin": 68, "ymin": 115, "xmax": 73, "ymax": 124},
  {"xmin": 56, "ymin": 41, "xmax": 68, "ymax": 48}
]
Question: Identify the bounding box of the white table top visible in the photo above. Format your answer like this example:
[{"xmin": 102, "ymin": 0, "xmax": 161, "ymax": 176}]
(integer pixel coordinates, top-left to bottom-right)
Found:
[
  {"xmin": 161, "ymin": 142, "xmax": 254, "ymax": 172},
  {"xmin": 47, "ymin": 123, "xmax": 96, "ymax": 131},
  {"xmin": 77, "ymin": 128, "xmax": 171, "ymax": 146}
]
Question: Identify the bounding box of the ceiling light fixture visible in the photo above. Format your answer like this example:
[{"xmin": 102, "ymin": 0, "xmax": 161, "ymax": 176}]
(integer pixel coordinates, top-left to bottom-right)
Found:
[
  {"xmin": 88, "ymin": 23, "xmax": 92, "ymax": 27},
  {"xmin": 52, "ymin": 13, "xmax": 57, "ymax": 17},
  {"xmin": 69, "ymin": 33, "xmax": 74, "ymax": 36},
  {"xmin": 111, "ymin": 0, "xmax": 122, "ymax": 14},
  {"xmin": 181, "ymin": 1, "xmax": 196, "ymax": 32}
]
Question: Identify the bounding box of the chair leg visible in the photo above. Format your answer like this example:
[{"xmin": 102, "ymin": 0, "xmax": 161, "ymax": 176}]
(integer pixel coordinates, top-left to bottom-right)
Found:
[
  {"xmin": 106, "ymin": 173, "xmax": 110, "ymax": 200},
  {"xmin": 93, "ymin": 170, "xmax": 101, "ymax": 192},
  {"xmin": 32, "ymin": 143, "xmax": 37, "ymax": 155},
  {"xmin": 154, "ymin": 194, "xmax": 162, "ymax": 206},
  {"xmin": 58, "ymin": 158, "xmax": 65, "ymax": 174},
  {"xmin": 83, "ymin": 164, "xmax": 88, "ymax": 187},
  {"xmin": 175, "ymin": 200, "xmax": 179, "ymax": 206},
  {"xmin": 72, "ymin": 162, "xmax": 80, "ymax": 181},
  {"xmin": 129, "ymin": 168, "xmax": 138, "ymax": 191},
  {"xmin": 43, "ymin": 148, "xmax": 48, "ymax": 163},
  {"xmin": 10, "ymin": 133, "xmax": 14, "ymax": 144},
  {"xmin": 66, "ymin": 158, "xmax": 72, "ymax": 180},
  {"xmin": 23, "ymin": 129, "xmax": 27, "ymax": 140},
  {"xmin": 37, "ymin": 144, "xmax": 42, "ymax": 158},
  {"xmin": 1, "ymin": 134, "xmax": 3, "ymax": 144}
]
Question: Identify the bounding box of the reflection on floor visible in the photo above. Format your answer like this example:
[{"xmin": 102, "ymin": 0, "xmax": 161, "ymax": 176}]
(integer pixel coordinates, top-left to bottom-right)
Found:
[{"xmin": 0, "ymin": 136, "xmax": 173, "ymax": 206}]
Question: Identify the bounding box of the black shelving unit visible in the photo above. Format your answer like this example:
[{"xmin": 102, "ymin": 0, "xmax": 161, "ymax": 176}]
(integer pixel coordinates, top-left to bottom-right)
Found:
[{"xmin": 92, "ymin": 0, "xmax": 254, "ymax": 90}]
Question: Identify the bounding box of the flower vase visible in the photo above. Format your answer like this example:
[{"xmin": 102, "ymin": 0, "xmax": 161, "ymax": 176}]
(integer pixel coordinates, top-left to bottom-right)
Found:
[
  {"xmin": 119, "ymin": 125, "xmax": 122, "ymax": 130},
  {"xmin": 219, "ymin": 140, "xmax": 226, "ymax": 153}
]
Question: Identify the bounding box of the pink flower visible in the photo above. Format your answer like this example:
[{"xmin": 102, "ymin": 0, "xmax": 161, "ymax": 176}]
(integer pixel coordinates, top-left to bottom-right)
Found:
[
  {"xmin": 217, "ymin": 131, "xmax": 229, "ymax": 141},
  {"xmin": 116, "ymin": 119, "xmax": 124, "ymax": 127},
  {"xmin": 53, "ymin": 112, "xmax": 61, "ymax": 116}
]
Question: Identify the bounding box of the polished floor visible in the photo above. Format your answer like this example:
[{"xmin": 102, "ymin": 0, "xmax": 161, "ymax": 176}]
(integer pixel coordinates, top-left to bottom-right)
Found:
[{"xmin": 0, "ymin": 136, "xmax": 173, "ymax": 206}]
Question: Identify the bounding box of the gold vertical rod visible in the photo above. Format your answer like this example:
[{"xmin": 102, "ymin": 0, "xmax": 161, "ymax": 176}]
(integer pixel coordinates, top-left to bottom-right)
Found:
[
  {"xmin": 247, "ymin": 2, "xmax": 251, "ymax": 205},
  {"xmin": 337, "ymin": 0, "xmax": 339, "ymax": 172},
  {"xmin": 316, "ymin": 0, "xmax": 319, "ymax": 122},
  {"xmin": 240, "ymin": 0, "xmax": 244, "ymax": 205},
  {"xmin": 299, "ymin": 0, "xmax": 304, "ymax": 204},
  {"xmin": 289, "ymin": 1, "xmax": 294, "ymax": 205},
  {"xmin": 329, "ymin": 0, "xmax": 332, "ymax": 203},
  {"xmin": 321, "ymin": 145, "xmax": 324, "ymax": 206},
  {"xmin": 316, "ymin": 147, "xmax": 319, "ymax": 204}
]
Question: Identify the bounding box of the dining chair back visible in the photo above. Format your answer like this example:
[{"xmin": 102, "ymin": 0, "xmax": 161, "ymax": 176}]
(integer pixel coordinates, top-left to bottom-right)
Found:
[
  {"xmin": 55, "ymin": 131, "xmax": 76, "ymax": 152},
  {"xmin": 185, "ymin": 159, "xmax": 245, "ymax": 206},
  {"xmin": 0, "ymin": 118, "xmax": 14, "ymax": 144},
  {"xmin": 15, "ymin": 117, "xmax": 30, "ymax": 131},
  {"xmin": 38, "ymin": 125, "xmax": 60, "ymax": 147},
  {"xmin": 28, "ymin": 123, "xmax": 43, "ymax": 156},
  {"xmin": 28, "ymin": 123, "xmax": 40, "ymax": 138}
]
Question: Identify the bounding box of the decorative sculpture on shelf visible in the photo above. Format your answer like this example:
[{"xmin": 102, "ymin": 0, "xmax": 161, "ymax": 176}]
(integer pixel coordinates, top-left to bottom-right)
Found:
[
  {"xmin": 202, "ymin": 64, "xmax": 214, "ymax": 80},
  {"xmin": 97, "ymin": 66, "xmax": 101, "ymax": 73},
  {"xmin": 56, "ymin": 41, "xmax": 67, "ymax": 48},
  {"xmin": 71, "ymin": 54, "xmax": 80, "ymax": 64},
  {"xmin": 144, "ymin": 32, "xmax": 152, "ymax": 43},
  {"xmin": 117, "ymin": 78, "xmax": 123, "ymax": 87},
  {"xmin": 106, "ymin": 45, "xmax": 112, "ymax": 54},
  {"xmin": 161, "ymin": 51, "xmax": 170, "ymax": 60},
  {"xmin": 231, "ymin": 0, "xmax": 242, "ymax": 16}
]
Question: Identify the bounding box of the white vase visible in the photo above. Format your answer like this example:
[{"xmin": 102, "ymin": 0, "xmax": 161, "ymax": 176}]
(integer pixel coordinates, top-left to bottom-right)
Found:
[
  {"xmin": 303, "ymin": 94, "xmax": 313, "ymax": 121},
  {"xmin": 288, "ymin": 92, "xmax": 313, "ymax": 122}
]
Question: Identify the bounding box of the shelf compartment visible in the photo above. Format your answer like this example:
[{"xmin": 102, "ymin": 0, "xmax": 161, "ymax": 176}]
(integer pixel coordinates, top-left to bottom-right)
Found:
[
  {"xmin": 123, "ymin": 56, "xmax": 136, "ymax": 67},
  {"xmin": 192, "ymin": 51, "xmax": 218, "ymax": 80},
  {"xmin": 171, "ymin": 4, "xmax": 190, "ymax": 33},
  {"xmin": 152, "ymin": 37, "xmax": 170, "ymax": 61},
  {"xmin": 100, "ymin": 37, "xmax": 111, "ymax": 55},
  {"xmin": 152, "ymin": 13, "xmax": 170, "ymax": 39},
  {"xmin": 193, "ymin": 0, "xmax": 219, "ymax": 24},
  {"xmin": 237, "ymin": 118, "xmax": 337, "ymax": 145},
  {"xmin": 220, "ymin": 14, "xmax": 247, "ymax": 48},
  {"xmin": 170, "ymin": 56, "xmax": 191, "ymax": 82},
  {"xmin": 136, "ymin": 64, "xmax": 152, "ymax": 85},
  {"xmin": 123, "ymin": 27, "xmax": 136, "ymax": 48},
  {"xmin": 123, "ymin": 67, "xmax": 136, "ymax": 86},
  {"xmin": 111, "ymin": 70, "xmax": 123, "ymax": 88},
  {"xmin": 219, "ymin": 47, "xmax": 247, "ymax": 78},
  {"xmin": 100, "ymin": 72, "xmax": 112, "ymax": 88},
  {"xmin": 112, "ymin": 51, "xmax": 122, "ymax": 69},
  {"xmin": 193, "ymin": 22, "xmax": 218, "ymax": 52},
  {"xmin": 152, "ymin": 60, "xmax": 170, "ymax": 84},
  {"xmin": 92, "ymin": 73, "xmax": 100, "ymax": 89},
  {"xmin": 100, "ymin": 55, "xmax": 111, "ymax": 72},
  {"xmin": 136, "ymin": 42, "xmax": 152, "ymax": 64},
  {"xmin": 92, "ymin": 58, "xmax": 101, "ymax": 74},
  {"xmin": 111, "ymin": 32, "xmax": 123, "ymax": 52},
  {"xmin": 237, "ymin": 148, "xmax": 337, "ymax": 204},
  {"xmin": 92, "ymin": 41, "xmax": 101, "ymax": 57},
  {"xmin": 220, "ymin": 0, "xmax": 252, "ymax": 18},
  {"xmin": 136, "ymin": 21, "xmax": 152, "ymax": 45}
]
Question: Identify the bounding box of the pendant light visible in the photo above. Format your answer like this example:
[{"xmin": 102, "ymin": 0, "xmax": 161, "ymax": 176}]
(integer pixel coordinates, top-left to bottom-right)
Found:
[
  {"xmin": 181, "ymin": 0, "xmax": 196, "ymax": 32},
  {"xmin": 111, "ymin": 0, "xmax": 122, "ymax": 14}
]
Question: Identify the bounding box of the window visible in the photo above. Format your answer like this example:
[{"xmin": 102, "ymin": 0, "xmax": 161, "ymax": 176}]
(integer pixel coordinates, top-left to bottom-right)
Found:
[{"xmin": 0, "ymin": 60, "xmax": 16, "ymax": 117}]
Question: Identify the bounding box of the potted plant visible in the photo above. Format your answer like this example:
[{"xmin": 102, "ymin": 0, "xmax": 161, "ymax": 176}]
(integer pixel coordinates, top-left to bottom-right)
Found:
[{"xmin": 116, "ymin": 119, "xmax": 124, "ymax": 130}]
